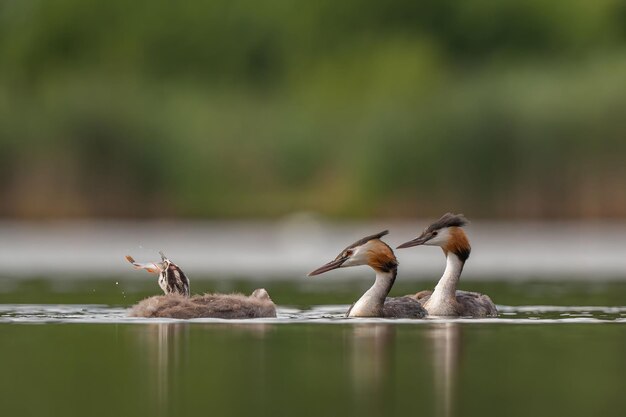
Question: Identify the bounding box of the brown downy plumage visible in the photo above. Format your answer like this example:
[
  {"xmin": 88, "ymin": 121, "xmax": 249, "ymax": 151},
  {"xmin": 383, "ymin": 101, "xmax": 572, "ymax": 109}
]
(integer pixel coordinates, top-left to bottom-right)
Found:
[
  {"xmin": 125, "ymin": 253, "xmax": 276, "ymax": 319},
  {"xmin": 129, "ymin": 289, "xmax": 276, "ymax": 319}
]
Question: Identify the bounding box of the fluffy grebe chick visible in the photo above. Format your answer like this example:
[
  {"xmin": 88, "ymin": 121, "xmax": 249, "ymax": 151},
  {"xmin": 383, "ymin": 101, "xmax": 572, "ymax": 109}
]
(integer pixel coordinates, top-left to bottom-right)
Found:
[
  {"xmin": 308, "ymin": 231, "xmax": 427, "ymax": 318},
  {"xmin": 397, "ymin": 213, "xmax": 497, "ymax": 317},
  {"xmin": 126, "ymin": 251, "xmax": 190, "ymax": 296},
  {"xmin": 125, "ymin": 252, "xmax": 276, "ymax": 319}
]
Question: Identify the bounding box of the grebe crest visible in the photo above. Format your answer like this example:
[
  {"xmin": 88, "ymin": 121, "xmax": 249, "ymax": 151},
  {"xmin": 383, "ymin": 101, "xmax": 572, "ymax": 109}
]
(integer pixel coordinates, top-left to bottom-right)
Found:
[
  {"xmin": 397, "ymin": 213, "xmax": 497, "ymax": 317},
  {"xmin": 308, "ymin": 230, "xmax": 397, "ymax": 276},
  {"xmin": 397, "ymin": 213, "xmax": 471, "ymax": 261},
  {"xmin": 308, "ymin": 231, "xmax": 426, "ymax": 318}
]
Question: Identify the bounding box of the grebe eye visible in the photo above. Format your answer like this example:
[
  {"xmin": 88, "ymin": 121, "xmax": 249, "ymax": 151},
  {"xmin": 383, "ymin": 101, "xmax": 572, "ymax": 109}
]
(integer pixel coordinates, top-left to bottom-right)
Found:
[
  {"xmin": 345, "ymin": 250, "xmax": 353, "ymax": 257},
  {"xmin": 432, "ymin": 231, "xmax": 438, "ymax": 236}
]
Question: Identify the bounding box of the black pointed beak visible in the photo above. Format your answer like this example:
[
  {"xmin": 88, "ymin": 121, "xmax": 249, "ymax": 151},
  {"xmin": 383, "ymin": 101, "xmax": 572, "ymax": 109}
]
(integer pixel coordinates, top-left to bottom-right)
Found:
[
  {"xmin": 308, "ymin": 258, "xmax": 345, "ymax": 276},
  {"xmin": 397, "ymin": 235, "xmax": 429, "ymax": 249}
]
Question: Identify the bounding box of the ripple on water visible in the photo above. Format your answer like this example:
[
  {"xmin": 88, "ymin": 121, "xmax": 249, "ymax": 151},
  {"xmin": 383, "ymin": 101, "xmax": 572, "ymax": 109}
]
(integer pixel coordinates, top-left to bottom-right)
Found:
[{"xmin": 0, "ymin": 304, "xmax": 625, "ymax": 324}]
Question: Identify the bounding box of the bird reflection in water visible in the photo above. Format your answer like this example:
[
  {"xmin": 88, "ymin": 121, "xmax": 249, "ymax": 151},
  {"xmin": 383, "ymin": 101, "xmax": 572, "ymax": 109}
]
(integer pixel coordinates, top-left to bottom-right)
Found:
[
  {"xmin": 350, "ymin": 324, "xmax": 395, "ymax": 392},
  {"xmin": 348, "ymin": 324, "xmax": 396, "ymax": 416},
  {"xmin": 133, "ymin": 323, "xmax": 189, "ymax": 417},
  {"xmin": 426, "ymin": 323, "xmax": 462, "ymax": 417},
  {"xmin": 348, "ymin": 322, "xmax": 462, "ymax": 417},
  {"xmin": 134, "ymin": 323, "xmax": 272, "ymax": 417}
]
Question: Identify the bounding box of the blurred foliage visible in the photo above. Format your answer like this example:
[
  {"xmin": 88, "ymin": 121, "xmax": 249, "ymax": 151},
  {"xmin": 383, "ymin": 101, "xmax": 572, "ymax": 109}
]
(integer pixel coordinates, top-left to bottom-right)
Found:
[{"xmin": 1, "ymin": 0, "xmax": 626, "ymax": 218}]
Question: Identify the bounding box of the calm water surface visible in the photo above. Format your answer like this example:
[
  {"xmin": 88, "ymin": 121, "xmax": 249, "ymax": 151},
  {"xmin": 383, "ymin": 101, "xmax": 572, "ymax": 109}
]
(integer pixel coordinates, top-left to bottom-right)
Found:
[{"xmin": 1, "ymin": 279, "xmax": 625, "ymax": 417}]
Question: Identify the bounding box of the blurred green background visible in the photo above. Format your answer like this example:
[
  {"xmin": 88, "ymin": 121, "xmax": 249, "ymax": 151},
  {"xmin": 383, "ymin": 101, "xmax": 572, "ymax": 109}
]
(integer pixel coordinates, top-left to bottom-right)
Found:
[{"xmin": 1, "ymin": 0, "xmax": 626, "ymax": 219}]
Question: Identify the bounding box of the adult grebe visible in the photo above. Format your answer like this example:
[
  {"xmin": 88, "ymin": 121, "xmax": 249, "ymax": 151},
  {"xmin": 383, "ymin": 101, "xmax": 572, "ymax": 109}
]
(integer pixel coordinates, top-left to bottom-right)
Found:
[
  {"xmin": 397, "ymin": 213, "xmax": 497, "ymax": 317},
  {"xmin": 308, "ymin": 231, "xmax": 427, "ymax": 318},
  {"xmin": 125, "ymin": 252, "xmax": 276, "ymax": 319}
]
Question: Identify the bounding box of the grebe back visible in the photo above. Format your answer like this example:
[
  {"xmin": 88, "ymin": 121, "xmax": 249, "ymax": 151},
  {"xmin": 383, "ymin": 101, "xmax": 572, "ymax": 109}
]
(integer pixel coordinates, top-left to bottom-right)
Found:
[
  {"xmin": 125, "ymin": 252, "xmax": 276, "ymax": 319},
  {"xmin": 397, "ymin": 213, "xmax": 497, "ymax": 317}
]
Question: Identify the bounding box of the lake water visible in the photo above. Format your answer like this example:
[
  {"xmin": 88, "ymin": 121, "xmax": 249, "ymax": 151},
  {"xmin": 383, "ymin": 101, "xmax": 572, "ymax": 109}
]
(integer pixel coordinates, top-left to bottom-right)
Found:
[
  {"xmin": 1, "ymin": 220, "xmax": 625, "ymax": 416},
  {"xmin": 1, "ymin": 278, "xmax": 625, "ymax": 417}
]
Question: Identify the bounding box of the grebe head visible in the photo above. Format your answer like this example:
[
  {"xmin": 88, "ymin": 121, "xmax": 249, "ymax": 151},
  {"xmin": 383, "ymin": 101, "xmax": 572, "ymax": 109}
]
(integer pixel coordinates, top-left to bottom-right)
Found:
[
  {"xmin": 308, "ymin": 230, "xmax": 398, "ymax": 276},
  {"xmin": 397, "ymin": 213, "xmax": 471, "ymax": 261},
  {"xmin": 126, "ymin": 251, "xmax": 190, "ymax": 296},
  {"xmin": 251, "ymin": 288, "xmax": 272, "ymax": 301},
  {"xmin": 157, "ymin": 251, "xmax": 172, "ymax": 271}
]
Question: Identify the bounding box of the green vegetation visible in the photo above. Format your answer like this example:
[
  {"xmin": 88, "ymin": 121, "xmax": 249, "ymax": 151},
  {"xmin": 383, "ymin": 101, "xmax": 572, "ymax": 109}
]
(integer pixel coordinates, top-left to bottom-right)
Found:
[
  {"xmin": 2, "ymin": 277, "xmax": 626, "ymax": 308},
  {"xmin": 1, "ymin": 0, "xmax": 626, "ymax": 218}
]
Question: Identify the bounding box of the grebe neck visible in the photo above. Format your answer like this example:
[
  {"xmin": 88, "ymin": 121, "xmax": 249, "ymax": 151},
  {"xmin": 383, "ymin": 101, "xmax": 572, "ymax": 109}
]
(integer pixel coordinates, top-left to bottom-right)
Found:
[
  {"xmin": 348, "ymin": 267, "xmax": 397, "ymax": 317},
  {"xmin": 426, "ymin": 253, "xmax": 465, "ymax": 315}
]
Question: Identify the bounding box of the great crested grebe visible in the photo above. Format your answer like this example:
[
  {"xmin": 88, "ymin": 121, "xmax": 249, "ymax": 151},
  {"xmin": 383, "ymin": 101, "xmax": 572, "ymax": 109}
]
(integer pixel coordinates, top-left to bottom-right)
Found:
[
  {"xmin": 308, "ymin": 231, "xmax": 427, "ymax": 318},
  {"xmin": 126, "ymin": 251, "xmax": 190, "ymax": 296},
  {"xmin": 125, "ymin": 252, "xmax": 276, "ymax": 319},
  {"xmin": 397, "ymin": 213, "xmax": 497, "ymax": 317}
]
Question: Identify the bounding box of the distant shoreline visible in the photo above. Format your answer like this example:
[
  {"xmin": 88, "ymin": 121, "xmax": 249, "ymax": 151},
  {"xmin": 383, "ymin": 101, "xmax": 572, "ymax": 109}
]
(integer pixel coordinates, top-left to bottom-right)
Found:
[{"xmin": 0, "ymin": 220, "xmax": 625, "ymax": 280}]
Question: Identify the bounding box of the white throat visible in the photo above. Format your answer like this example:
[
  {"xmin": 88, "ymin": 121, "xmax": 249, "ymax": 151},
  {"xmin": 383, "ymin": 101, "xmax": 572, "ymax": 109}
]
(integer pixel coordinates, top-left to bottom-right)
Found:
[
  {"xmin": 348, "ymin": 268, "xmax": 396, "ymax": 317},
  {"xmin": 424, "ymin": 252, "xmax": 464, "ymax": 316}
]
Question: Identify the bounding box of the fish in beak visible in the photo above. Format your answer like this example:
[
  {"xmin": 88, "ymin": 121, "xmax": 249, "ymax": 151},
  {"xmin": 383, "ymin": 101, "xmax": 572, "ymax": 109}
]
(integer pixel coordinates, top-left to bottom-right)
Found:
[{"xmin": 125, "ymin": 255, "xmax": 165, "ymax": 274}]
